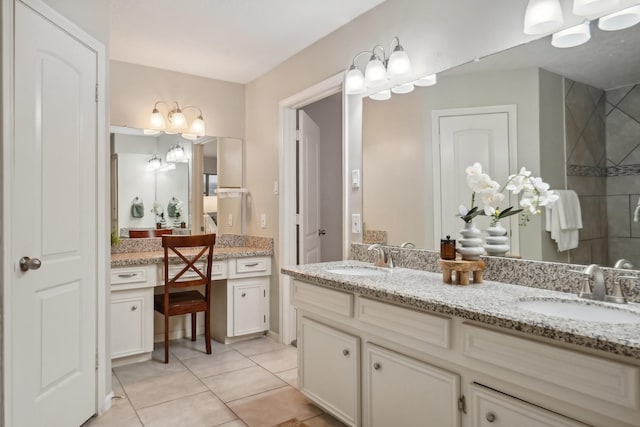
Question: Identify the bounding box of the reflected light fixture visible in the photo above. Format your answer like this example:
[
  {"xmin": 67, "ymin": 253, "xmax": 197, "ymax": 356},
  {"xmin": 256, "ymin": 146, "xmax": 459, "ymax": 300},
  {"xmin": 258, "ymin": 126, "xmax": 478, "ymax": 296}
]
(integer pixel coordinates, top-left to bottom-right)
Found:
[
  {"xmin": 344, "ymin": 36, "xmax": 412, "ymax": 99},
  {"xmin": 147, "ymin": 153, "xmax": 162, "ymax": 171},
  {"xmin": 391, "ymin": 83, "xmax": 415, "ymax": 94},
  {"xmin": 145, "ymin": 101, "xmax": 206, "ymax": 139},
  {"xmin": 523, "ymin": 0, "xmax": 564, "ymax": 35},
  {"xmin": 369, "ymin": 89, "xmax": 392, "ymax": 101},
  {"xmin": 166, "ymin": 142, "xmax": 186, "ymax": 163},
  {"xmin": 551, "ymin": 21, "xmax": 591, "ymax": 47},
  {"xmin": 598, "ymin": 4, "xmax": 640, "ymax": 31},
  {"xmin": 573, "ymin": 0, "xmax": 618, "ymax": 16},
  {"xmin": 413, "ymin": 73, "xmax": 437, "ymax": 87}
]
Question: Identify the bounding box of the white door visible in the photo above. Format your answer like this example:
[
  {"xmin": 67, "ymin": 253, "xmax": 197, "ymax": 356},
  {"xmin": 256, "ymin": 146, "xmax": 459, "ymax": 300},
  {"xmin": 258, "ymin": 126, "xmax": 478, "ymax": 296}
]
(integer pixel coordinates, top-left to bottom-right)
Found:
[
  {"xmin": 298, "ymin": 110, "xmax": 322, "ymax": 264},
  {"xmin": 12, "ymin": 2, "xmax": 98, "ymax": 425},
  {"xmin": 434, "ymin": 106, "xmax": 518, "ymax": 253}
]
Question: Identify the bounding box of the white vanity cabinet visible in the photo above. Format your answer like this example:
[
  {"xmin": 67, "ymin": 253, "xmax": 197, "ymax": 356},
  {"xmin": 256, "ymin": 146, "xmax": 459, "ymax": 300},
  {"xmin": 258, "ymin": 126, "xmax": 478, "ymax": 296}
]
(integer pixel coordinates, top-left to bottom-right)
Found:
[
  {"xmin": 469, "ymin": 384, "xmax": 588, "ymax": 427},
  {"xmin": 364, "ymin": 343, "xmax": 461, "ymax": 427},
  {"xmin": 299, "ymin": 317, "xmax": 359, "ymax": 427},
  {"xmin": 211, "ymin": 257, "xmax": 271, "ymax": 342},
  {"xmin": 110, "ymin": 265, "xmax": 157, "ymax": 365}
]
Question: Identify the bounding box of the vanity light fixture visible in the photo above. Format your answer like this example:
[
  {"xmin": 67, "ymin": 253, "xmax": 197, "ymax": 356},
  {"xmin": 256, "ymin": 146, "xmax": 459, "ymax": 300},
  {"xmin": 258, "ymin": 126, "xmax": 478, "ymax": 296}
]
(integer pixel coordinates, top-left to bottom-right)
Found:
[
  {"xmin": 523, "ymin": 0, "xmax": 564, "ymax": 35},
  {"xmin": 391, "ymin": 83, "xmax": 415, "ymax": 94},
  {"xmin": 369, "ymin": 89, "xmax": 392, "ymax": 101},
  {"xmin": 344, "ymin": 36, "xmax": 412, "ymax": 98},
  {"xmin": 166, "ymin": 142, "xmax": 186, "ymax": 163},
  {"xmin": 145, "ymin": 101, "xmax": 206, "ymax": 139},
  {"xmin": 551, "ymin": 21, "xmax": 591, "ymax": 48},
  {"xmin": 147, "ymin": 153, "xmax": 162, "ymax": 171},
  {"xmin": 598, "ymin": 4, "xmax": 640, "ymax": 30}
]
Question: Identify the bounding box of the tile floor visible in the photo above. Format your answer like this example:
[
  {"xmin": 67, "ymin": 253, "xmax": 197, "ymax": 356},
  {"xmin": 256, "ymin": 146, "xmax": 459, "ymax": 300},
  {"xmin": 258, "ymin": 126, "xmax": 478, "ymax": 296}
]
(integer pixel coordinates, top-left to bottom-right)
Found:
[{"xmin": 84, "ymin": 337, "xmax": 345, "ymax": 427}]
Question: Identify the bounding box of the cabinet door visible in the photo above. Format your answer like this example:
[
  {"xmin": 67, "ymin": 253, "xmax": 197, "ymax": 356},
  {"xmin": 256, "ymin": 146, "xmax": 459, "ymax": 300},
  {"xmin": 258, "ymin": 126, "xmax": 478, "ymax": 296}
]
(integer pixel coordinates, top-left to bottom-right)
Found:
[
  {"xmin": 111, "ymin": 289, "xmax": 153, "ymax": 358},
  {"xmin": 364, "ymin": 343, "xmax": 461, "ymax": 427},
  {"xmin": 231, "ymin": 278, "xmax": 267, "ymax": 336},
  {"xmin": 300, "ymin": 317, "xmax": 359, "ymax": 427},
  {"xmin": 470, "ymin": 384, "xmax": 588, "ymax": 427}
]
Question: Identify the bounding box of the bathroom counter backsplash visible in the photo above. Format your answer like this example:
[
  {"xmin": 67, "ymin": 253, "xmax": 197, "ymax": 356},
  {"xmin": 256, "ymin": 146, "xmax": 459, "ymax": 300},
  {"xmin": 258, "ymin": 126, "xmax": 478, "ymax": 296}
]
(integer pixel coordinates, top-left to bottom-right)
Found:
[
  {"xmin": 111, "ymin": 234, "xmax": 273, "ymax": 267},
  {"xmin": 282, "ymin": 259, "xmax": 640, "ymax": 359},
  {"xmin": 350, "ymin": 243, "xmax": 640, "ymax": 303}
]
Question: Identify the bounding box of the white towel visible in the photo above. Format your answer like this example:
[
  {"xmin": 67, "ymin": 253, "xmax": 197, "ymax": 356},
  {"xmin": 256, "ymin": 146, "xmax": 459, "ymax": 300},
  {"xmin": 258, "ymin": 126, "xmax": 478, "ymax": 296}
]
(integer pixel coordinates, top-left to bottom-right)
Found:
[
  {"xmin": 634, "ymin": 196, "xmax": 640, "ymax": 223},
  {"xmin": 545, "ymin": 190, "xmax": 582, "ymax": 252}
]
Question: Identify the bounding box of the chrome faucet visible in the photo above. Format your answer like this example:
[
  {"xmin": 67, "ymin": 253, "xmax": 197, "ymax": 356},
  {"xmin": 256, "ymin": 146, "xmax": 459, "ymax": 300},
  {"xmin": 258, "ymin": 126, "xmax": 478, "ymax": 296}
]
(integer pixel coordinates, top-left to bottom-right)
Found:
[
  {"xmin": 614, "ymin": 258, "xmax": 635, "ymax": 269},
  {"xmin": 368, "ymin": 244, "xmax": 392, "ymax": 268},
  {"xmin": 570, "ymin": 264, "xmax": 605, "ymax": 301},
  {"xmin": 400, "ymin": 242, "xmax": 416, "ymax": 249}
]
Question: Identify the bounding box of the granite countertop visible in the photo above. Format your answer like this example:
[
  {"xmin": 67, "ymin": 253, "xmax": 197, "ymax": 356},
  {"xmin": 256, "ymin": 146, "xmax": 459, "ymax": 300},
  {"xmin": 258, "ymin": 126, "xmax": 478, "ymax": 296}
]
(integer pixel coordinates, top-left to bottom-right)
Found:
[
  {"xmin": 111, "ymin": 246, "xmax": 272, "ymax": 267},
  {"xmin": 282, "ymin": 260, "xmax": 640, "ymax": 360}
]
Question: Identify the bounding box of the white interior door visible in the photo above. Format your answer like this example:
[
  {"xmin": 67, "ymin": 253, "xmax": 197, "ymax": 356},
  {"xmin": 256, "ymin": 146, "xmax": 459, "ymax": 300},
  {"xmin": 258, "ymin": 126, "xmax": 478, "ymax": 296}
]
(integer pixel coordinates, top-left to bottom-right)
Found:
[
  {"xmin": 434, "ymin": 106, "xmax": 518, "ymax": 253},
  {"xmin": 11, "ymin": 2, "xmax": 98, "ymax": 425},
  {"xmin": 298, "ymin": 110, "xmax": 322, "ymax": 265}
]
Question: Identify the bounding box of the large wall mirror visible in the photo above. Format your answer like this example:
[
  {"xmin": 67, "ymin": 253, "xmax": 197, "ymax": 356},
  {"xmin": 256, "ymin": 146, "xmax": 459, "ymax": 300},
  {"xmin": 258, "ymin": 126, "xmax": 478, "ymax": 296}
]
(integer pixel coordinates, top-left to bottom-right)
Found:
[
  {"xmin": 362, "ymin": 23, "xmax": 640, "ymax": 270},
  {"xmin": 110, "ymin": 126, "xmax": 244, "ymax": 237}
]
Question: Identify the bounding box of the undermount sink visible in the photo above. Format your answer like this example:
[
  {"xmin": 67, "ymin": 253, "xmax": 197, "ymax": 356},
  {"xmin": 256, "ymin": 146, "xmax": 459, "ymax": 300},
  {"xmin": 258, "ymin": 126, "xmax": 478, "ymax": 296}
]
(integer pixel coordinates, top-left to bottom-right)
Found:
[
  {"xmin": 324, "ymin": 265, "xmax": 388, "ymax": 277},
  {"xmin": 516, "ymin": 298, "xmax": 640, "ymax": 324}
]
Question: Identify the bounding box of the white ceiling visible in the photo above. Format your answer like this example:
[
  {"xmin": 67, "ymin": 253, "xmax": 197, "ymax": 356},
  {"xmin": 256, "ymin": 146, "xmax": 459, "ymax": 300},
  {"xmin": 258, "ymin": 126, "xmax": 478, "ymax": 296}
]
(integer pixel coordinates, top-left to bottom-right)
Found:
[{"xmin": 109, "ymin": 0, "xmax": 386, "ymax": 84}]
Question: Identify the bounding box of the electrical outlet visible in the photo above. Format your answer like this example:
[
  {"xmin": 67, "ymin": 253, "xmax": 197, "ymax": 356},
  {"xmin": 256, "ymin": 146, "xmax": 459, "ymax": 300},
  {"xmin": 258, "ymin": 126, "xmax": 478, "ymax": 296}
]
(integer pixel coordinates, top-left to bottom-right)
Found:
[
  {"xmin": 260, "ymin": 213, "xmax": 267, "ymax": 229},
  {"xmin": 227, "ymin": 213, "xmax": 233, "ymax": 227},
  {"xmin": 351, "ymin": 214, "xmax": 361, "ymax": 234}
]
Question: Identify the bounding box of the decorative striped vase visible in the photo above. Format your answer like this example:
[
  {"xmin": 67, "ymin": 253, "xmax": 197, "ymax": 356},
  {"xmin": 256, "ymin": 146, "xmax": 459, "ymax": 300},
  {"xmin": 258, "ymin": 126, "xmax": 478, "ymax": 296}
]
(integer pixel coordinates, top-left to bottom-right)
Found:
[{"xmin": 456, "ymin": 221, "xmax": 485, "ymax": 260}]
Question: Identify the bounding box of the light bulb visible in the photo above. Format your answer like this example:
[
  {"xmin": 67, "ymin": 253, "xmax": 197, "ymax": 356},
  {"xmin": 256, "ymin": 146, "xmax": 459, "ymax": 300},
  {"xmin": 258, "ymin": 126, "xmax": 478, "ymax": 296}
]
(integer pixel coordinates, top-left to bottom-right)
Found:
[
  {"xmin": 190, "ymin": 116, "xmax": 205, "ymax": 136},
  {"xmin": 149, "ymin": 108, "xmax": 166, "ymax": 131},
  {"xmin": 551, "ymin": 22, "xmax": 591, "ymax": 48},
  {"xmin": 170, "ymin": 109, "xmax": 187, "ymax": 131},
  {"xmin": 387, "ymin": 46, "xmax": 411, "ymax": 79},
  {"xmin": 364, "ymin": 55, "xmax": 387, "ymax": 85},
  {"xmin": 523, "ymin": 0, "xmax": 564, "ymax": 35},
  {"xmin": 598, "ymin": 5, "xmax": 640, "ymax": 31},
  {"xmin": 345, "ymin": 66, "xmax": 365, "ymax": 95}
]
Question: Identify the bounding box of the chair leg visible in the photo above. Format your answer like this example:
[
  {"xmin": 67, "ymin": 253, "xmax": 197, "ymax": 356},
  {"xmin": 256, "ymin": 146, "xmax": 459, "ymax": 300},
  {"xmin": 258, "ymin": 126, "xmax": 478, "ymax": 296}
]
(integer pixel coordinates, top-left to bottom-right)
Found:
[
  {"xmin": 191, "ymin": 313, "xmax": 196, "ymax": 341},
  {"xmin": 205, "ymin": 309, "xmax": 212, "ymax": 355},
  {"xmin": 164, "ymin": 313, "xmax": 169, "ymax": 364}
]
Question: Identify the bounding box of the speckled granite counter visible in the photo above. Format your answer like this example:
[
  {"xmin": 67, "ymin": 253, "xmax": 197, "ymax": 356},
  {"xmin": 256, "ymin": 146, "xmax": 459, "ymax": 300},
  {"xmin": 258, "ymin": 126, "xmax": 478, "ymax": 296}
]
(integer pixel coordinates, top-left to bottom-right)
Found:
[
  {"xmin": 112, "ymin": 246, "xmax": 272, "ymax": 267},
  {"xmin": 282, "ymin": 260, "xmax": 640, "ymax": 360}
]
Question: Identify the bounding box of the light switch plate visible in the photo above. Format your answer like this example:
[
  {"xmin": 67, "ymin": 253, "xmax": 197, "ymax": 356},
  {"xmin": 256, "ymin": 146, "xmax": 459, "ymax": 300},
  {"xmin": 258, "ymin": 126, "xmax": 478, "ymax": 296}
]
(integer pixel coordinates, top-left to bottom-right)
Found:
[
  {"xmin": 351, "ymin": 214, "xmax": 361, "ymax": 234},
  {"xmin": 260, "ymin": 213, "xmax": 267, "ymax": 228},
  {"xmin": 273, "ymin": 180, "xmax": 279, "ymax": 195},
  {"xmin": 351, "ymin": 169, "xmax": 361, "ymax": 189},
  {"xmin": 227, "ymin": 213, "xmax": 233, "ymax": 227}
]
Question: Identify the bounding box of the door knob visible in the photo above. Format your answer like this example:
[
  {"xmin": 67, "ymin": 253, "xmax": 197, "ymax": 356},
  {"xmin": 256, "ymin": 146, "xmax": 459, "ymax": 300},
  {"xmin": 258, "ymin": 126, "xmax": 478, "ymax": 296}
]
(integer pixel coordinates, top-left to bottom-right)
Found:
[
  {"xmin": 318, "ymin": 229, "xmax": 326, "ymax": 236},
  {"xmin": 19, "ymin": 256, "xmax": 42, "ymax": 272}
]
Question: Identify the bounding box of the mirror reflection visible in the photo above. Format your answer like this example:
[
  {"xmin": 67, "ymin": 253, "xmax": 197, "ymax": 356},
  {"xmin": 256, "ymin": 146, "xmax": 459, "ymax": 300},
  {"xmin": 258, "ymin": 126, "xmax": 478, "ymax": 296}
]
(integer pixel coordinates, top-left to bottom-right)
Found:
[{"xmin": 362, "ymin": 24, "xmax": 640, "ymax": 269}]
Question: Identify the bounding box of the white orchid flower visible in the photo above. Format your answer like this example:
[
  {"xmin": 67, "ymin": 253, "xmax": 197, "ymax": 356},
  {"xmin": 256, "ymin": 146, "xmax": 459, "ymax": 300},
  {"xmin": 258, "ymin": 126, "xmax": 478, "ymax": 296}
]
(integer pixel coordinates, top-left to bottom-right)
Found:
[
  {"xmin": 479, "ymin": 190, "xmax": 504, "ymax": 215},
  {"xmin": 459, "ymin": 204, "xmax": 468, "ymax": 216}
]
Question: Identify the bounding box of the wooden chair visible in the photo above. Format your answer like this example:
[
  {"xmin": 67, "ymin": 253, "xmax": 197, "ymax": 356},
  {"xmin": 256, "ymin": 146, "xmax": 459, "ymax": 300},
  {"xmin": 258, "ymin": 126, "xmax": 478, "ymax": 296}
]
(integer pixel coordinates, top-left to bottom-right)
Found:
[
  {"xmin": 129, "ymin": 228, "xmax": 173, "ymax": 238},
  {"xmin": 154, "ymin": 234, "xmax": 216, "ymax": 363}
]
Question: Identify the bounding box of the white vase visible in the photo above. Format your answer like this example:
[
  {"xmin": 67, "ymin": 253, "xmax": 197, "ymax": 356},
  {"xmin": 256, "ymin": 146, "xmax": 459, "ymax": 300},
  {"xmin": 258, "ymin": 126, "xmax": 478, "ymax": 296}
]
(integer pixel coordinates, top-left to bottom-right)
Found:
[
  {"xmin": 457, "ymin": 221, "xmax": 484, "ymax": 260},
  {"xmin": 484, "ymin": 220, "xmax": 510, "ymax": 256}
]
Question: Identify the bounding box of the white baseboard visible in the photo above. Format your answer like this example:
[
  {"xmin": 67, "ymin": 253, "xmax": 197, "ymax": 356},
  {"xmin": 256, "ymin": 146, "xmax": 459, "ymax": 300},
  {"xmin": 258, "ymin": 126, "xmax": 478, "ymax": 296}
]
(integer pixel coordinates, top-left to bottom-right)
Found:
[{"xmin": 266, "ymin": 330, "xmax": 281, "ymax": 344}]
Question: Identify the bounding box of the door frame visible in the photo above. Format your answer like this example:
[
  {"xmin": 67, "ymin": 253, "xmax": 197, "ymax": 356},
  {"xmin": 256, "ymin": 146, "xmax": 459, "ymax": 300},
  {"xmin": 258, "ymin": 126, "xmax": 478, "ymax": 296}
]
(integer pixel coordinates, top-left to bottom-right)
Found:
[
  {"xmin": 278, "ymin": 74, "xmax": 346, "ymax": 345},
  {"xmin": 1, "ymin": 0, "xmax": 108, "ymax": 423},
  {"xmin": 432, "ymin": 104, "xmax": 519, "ymax": 253}
]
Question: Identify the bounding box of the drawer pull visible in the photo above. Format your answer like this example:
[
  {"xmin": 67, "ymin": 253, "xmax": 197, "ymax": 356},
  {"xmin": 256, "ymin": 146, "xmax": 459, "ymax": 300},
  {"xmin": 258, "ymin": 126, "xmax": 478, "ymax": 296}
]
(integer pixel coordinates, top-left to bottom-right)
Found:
[
  {"xmin": 241, "ymin": 292, "xmax": 247, "ymax": 297},
  {"xmin": 244, "ymin": 262, "xmax": 259, "ymax": 267},
  {"xmin": 485, "ymin": 412, "xmax": 496, "ymax": 423},
  {"xmin": 342, "ymin": 349, "xmax": 350, "ymax": 356},
  {"xmin": 118, "ymin": 273, "xmax": 137, "ymax": 278},
  {"xmin": 131, "ymin": 305, "xmax": 138, "ymax": 311},
  {"xmin": 373, "ymin": 362, "xmax": 381, "ymax": 370}
]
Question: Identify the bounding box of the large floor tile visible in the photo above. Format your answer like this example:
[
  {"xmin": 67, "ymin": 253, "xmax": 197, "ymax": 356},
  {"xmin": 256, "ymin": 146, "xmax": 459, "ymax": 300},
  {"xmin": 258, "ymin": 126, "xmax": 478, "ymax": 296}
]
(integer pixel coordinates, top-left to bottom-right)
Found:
[
  {"xmin": 82, "ymin": 396, "xmax": 141, "ymax": 427},
  {"xmin": 231, "ymin": 337, "xmax": 290, "ymax": 356},
  {"xmin": 114, "ymin": 356, "xmax": 187, "ymax": 386},
  {"xmin": 123, "ymin": 371, "xmax": 208, "ymax": 409},
  {"xmin": 183, "ymin": 349, "xmax": 256, "ymax": 378},
  {"xmin": 301, "ymin": 413, "xmax": 347, "ymax": 427},
  {"xmin": 163, "ymin": 337, "xmax": 233, "ymax": 362},
  {"xmin": 249, "ymin": 347, "xmax": 297, "ymax": 373},
  {"xmin": 217, "ymin": 420, "xmax": 248, "ymax": 427},
  {"xmin": 276, "ymin": 368, "xmax": 298, "ymax": 389},
  {"xmin": 137, "ymin": 391, "xmax": 237, "ymax": 427},
  {"xmin": 202, "ymin": 365, "xmax": 286, "ymax": 402},
  {"xmin": 227, "ymin": 386, "xmax": 322, "ymax": 427},
  {"xmin": 111, "ymin": 373, "xmax": 125, "ymax": 397}
]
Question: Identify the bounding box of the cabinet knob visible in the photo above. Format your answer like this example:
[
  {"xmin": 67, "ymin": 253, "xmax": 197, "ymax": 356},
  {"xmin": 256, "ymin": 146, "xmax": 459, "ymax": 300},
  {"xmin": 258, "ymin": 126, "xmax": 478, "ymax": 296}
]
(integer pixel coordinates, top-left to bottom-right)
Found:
[
  {"xmin": 131, "ymin": 305, "xmax": 138, "ymax": 311},
  {"xmin": 485, "ymin": 412, "xmax": 496, "ymax": 423},
  {"xmin": 342, "ymin": 349, "xmax": 349, "ymax": 356},
  {"xmin": 373, "ymin": 362, "xmax": 381, "ymax": 370},
  {"xmin": 241, "ymin": 292, "xmax": 246, "ymax": 297}
]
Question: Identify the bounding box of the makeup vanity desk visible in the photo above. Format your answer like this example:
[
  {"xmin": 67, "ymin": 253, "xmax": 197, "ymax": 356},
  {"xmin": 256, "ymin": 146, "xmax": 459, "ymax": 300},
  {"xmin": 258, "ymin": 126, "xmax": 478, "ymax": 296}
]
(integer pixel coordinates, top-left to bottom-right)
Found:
[{"xmin": 110, "ymin": 236, "xmax": 273, "ymax": 366}]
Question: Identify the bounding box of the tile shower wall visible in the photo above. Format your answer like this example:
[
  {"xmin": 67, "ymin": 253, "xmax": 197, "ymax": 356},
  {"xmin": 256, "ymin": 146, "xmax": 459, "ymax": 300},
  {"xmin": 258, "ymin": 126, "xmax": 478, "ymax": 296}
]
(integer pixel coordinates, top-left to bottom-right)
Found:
[
  {"xmin": 565, "ymin": 79, "xmax": 609, "ymax": 265},
  {"xmin": 606, "ymin": 84, "xmax": 640, "ymax": 268}
]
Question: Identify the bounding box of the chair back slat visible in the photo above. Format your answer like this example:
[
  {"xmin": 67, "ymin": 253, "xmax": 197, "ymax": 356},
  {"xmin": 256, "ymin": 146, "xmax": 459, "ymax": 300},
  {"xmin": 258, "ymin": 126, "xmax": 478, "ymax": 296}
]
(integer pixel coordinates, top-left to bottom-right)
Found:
[{"xmin": 162, "ymin": 234, "xmax": 216, "ymax": 292}]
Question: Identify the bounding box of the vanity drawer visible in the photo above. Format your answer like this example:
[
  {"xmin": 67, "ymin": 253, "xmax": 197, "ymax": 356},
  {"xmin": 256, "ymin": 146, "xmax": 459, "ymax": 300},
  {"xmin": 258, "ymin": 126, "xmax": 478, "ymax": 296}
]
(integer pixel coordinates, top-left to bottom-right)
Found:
[
  {"xmin": 229, "ymin": 257, "xmax": 271, "ymax": 278},
  {"xmin": 111, "ymin": 265, "xmax": 157, "ymax": 289},
  {"xmin": 292, "ymin": 280, "xmax": 353, "ymax": 318},
  {"xmin": 356, "ymin": 297, "xmax": 451, "ymax": 351},
  {"xmin": 160, "ymin": 260, "xmax": 227, "ymax": 282},
  {"xmin": 462, "ymin": 324, "xmax": 640, "ymax": 410}
]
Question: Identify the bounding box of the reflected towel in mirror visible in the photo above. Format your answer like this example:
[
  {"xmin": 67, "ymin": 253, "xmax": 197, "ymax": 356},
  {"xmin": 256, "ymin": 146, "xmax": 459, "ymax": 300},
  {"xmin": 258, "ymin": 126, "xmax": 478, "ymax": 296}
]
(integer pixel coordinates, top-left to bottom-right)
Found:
[
  {"xmin": 131, "ymin": 197, "xmax": 144, "ymax": 218},
  {"xmin": 545, "ymin": 190, "xmax": 582, "ymax": 251},
  {"xmin": 634, "ymin": 197, "xmax": 640, "ymax": 223}
]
